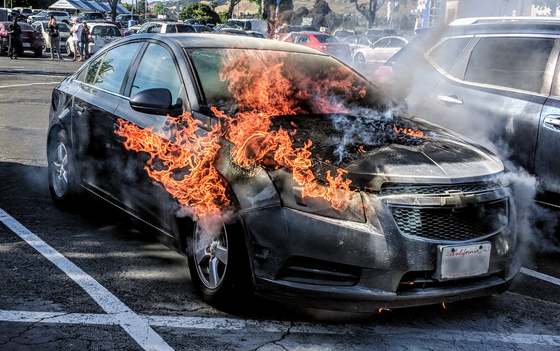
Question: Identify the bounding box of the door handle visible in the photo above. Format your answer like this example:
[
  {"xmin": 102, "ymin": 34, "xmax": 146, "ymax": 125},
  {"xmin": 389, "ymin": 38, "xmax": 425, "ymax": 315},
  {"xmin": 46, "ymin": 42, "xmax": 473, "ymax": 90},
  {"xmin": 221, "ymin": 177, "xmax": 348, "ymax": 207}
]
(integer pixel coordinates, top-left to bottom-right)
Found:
[
  {"xmin": 437, "ymin": 94, "xmax": 463, "ymax": 107},
  {"xmin": 544, "ymin": 116, "xmax": 560, "ymax": 130},
  {"xmin": 75, "ymin": 104, "xmax": 85, "ymax": 113}
]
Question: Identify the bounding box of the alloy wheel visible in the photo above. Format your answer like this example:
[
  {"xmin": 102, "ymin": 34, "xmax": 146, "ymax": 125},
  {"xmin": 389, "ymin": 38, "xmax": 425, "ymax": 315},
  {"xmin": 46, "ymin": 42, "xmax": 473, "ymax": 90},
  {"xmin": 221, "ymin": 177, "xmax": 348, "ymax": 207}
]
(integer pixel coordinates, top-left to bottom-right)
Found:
[
  {"xmin": 52, "ymin": 141, "xmax": 69, "ymax": 198},
  {"xmin": 193, "ymin": 225, "xmax": 229, "ymax": 290}
]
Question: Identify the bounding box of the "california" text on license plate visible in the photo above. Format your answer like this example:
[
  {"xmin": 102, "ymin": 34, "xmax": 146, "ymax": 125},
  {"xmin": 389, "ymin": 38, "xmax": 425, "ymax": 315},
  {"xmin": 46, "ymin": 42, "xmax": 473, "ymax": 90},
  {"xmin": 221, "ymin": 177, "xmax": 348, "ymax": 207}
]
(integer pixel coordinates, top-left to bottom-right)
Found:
[{"xmin": 437, "ymin": 243, "xmax": 491, "ymax": 280}]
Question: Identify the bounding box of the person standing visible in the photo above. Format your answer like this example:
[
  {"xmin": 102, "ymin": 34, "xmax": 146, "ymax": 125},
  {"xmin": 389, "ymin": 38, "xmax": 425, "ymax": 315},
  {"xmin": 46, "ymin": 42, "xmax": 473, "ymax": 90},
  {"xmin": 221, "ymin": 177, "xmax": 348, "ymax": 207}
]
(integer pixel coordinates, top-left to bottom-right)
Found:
[
  {"xmin": 69, "ymin": 18, "xmax": 83, "ymax": 62},
  {"xmin": 48, "ymin": 17, "xmax": 63, "ymax": 60},
  {"xmin": 80, "ymin": 21, "xmax": 90, "ymax": 60},
  {"xmin": 7, "ymin": 18, "xmax": 22, "ymax": 60}
]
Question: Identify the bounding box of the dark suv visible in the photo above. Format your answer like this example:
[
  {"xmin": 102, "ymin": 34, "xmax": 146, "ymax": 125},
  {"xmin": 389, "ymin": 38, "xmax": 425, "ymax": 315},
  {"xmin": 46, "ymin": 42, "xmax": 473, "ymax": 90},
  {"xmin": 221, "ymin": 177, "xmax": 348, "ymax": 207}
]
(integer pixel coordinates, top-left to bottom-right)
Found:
[{"xmin": 376, "ymin": 17, "xmax": 560, "ymax": 209}]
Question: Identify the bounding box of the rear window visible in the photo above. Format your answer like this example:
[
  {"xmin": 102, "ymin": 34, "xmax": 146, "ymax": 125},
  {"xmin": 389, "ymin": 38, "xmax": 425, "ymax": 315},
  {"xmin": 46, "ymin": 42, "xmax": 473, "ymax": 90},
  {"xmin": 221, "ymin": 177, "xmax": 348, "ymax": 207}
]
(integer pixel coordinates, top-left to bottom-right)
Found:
[
  {"xmin": 428, "ymin": 37, "xmax": 471, "ymax": 73},
  {"xmin": 91, "ymin": 26, "xmax": 121, "ymax": 37},
  {"xmin": 315, "ymin": 35, "xmax": 341, "ymax": 44},
  {"xmin": 464, "ymin": 37, "xmax": 554, "ymax": 93},
  {"xmin": 166, "ymin": 24, "xmax": 195, "ymax": 33}
]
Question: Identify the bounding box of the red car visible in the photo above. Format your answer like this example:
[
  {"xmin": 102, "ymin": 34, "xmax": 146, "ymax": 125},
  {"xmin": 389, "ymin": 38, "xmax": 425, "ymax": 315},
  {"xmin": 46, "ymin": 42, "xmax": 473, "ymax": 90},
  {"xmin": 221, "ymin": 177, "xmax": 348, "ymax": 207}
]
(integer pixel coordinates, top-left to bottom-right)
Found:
[
  {"xmin": 283, "ymin": 31, "xmax": 352, "ymax": 64},
  {"xmin": 0, "ymin": 21, "xmax": 45, "ymax": 57}
]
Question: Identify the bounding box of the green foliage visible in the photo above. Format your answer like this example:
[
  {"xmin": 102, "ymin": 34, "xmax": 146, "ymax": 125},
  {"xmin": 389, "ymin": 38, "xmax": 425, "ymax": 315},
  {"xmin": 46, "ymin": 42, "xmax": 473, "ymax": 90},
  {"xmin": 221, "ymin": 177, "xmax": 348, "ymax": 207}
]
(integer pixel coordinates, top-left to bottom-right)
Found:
[
  {"xmin": 313, "ymin": 0, "xmax": 331, "ymax": 16},
  {"xmin": 534, "ymin": 0, "xmax": 560, "ymax": 11},
  {"xmin": 218, "ymin": 11, "xmax": 228, "ymax": 23},
  {"xmin": 178, "ymin": 2, "xmax": 219, "ymax": 23},
  {"xmin": 152, "ymin": 2, "xmax": 165, "ymax": 15},
  {"xmin": 137, "ymin": 0, "xmax": 147, "ymax": 15},
  {"xmin": 122, "ymin": 3, "xmax": 132, "ymax": 11}
]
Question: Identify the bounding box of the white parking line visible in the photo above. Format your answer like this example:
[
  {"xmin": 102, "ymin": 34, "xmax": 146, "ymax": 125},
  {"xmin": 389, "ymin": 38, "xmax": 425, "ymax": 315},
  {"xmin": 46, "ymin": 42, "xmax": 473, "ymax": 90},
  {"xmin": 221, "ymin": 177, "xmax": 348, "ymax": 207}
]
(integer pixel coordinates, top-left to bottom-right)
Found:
[
  {"xmin": 0, "ymin": 208, "xmax": 173, "ymax": 351},
  {"xmin": 0, "ymin": 82, "xmax": 60, "ymax": 89},
  {"xmin": 520, "ymin": 267, "xmax": 560, "ymax": 286},
  {"xmin": 0, "ymin": 310, "xmax": 559, "ymax": 346}
]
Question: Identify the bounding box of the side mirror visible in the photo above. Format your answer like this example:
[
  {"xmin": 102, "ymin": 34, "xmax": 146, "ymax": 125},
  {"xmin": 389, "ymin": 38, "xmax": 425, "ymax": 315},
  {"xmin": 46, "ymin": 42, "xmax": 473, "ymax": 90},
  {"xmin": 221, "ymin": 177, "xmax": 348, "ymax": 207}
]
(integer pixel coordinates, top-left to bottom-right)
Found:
[{"xmin": 129, "ymin": 88, "xmax": 182, "ymax": 115}]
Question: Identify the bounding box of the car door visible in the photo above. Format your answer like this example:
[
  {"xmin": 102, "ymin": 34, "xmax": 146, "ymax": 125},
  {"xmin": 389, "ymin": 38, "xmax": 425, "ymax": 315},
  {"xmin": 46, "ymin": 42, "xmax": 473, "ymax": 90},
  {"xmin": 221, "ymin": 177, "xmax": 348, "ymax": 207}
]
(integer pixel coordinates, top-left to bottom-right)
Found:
[
  {"xmin": 366, "ymin": 38, "xmax": 391, "ymax": 64},
  {"xmin": 534, "ymin": 59, "xmax": 560, "ymax": 199},
  {"xmin": 71, "ymin": 41, "xmax": 143, "ymax": 202},
  {"xmin": 112, "ymin": 41, "xmax": 190, "ymax": 233},
  {"xmin": 422, "ymin": 35, "xmax": 559, "ymax": 172}
]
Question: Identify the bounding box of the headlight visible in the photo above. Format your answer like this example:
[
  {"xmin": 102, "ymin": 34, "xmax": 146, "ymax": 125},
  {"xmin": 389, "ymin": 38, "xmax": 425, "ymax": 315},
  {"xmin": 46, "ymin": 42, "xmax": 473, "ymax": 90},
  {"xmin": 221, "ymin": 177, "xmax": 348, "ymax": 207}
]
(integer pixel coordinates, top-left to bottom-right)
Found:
[{"xmin": 269, "ymin": 168, "xmax": 366, "ymax": 223}]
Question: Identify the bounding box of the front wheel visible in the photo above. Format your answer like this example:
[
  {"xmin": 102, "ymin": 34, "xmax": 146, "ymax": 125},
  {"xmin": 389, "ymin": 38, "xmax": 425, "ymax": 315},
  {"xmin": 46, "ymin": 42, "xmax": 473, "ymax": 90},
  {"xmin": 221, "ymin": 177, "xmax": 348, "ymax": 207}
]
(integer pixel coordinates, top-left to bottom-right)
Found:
[
  {"xmin": 47, "ymin": 129, "xmax": 81, "ymax": 209},
  {"xmin": 187, "ymin": 221, "xmax": 251, "ymax": 307}
]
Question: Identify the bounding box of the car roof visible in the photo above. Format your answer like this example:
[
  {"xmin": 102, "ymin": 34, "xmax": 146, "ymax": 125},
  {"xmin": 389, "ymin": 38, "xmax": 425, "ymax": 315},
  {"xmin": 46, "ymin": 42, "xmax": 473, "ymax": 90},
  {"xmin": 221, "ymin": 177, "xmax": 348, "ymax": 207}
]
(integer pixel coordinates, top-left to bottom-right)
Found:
[
  {"xmin": 443, "ymin": 16, "xmax": 560, "ymax": 36},
  {"xmin": 125, "ymin": 33, "xmax": 328, "ymax": 55}
]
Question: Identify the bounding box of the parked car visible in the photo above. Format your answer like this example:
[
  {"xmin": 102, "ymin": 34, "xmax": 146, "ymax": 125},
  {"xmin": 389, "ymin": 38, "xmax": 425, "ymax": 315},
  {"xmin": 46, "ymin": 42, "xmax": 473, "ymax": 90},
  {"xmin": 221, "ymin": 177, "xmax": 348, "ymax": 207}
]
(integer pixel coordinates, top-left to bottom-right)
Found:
[
  {"xmin": 72, "ymin": 12, "xmax": 106, "ymax": 23},
  {"xmin": 283, "ymin": 31, "xmax": 352, "ymax": 64},
  {"xmin": 333, "ymin": 29, "xmax": 355, "ymax": 38},
  {"xmin": 375, "ymin": 17, "xmax": 560, "ymax": 210},
  {"xmin": 0, "ymin": 21, "xmax": 44, "ymax": 56},
  {"xmin": 343, "ymin": 35, "xmax": 373, "ymax": 54},
  {"xmin": 27, "ymin": 10, "xmax": 71, "ymax": 24},
  {"xmin": 47, "ymin": 33, "xmax": 519, "ymax": 311},
  {"xmin": 224, "ymin": 19, "xmax": 268, "ymax": 37},
  {"xmin": 115, "ymin": 14, "xmax": 141, "ymax": 29},
  {"xmin": 273, "ymin": 24, "xmax": 318, "ymax": 40},
  {"xmin": 66, "ymin": 22, "xmax": 121, "ymax": 56},
  {"xmin": 31, "ymin": 20, "xmax": 71, "ymax": 54},
  {"xmin": 137, "ymin": 22, "xmax": 196, "ymax": 34},
  {"xmin": 353, "ymin": 36, "xmax": 408, "ymax": 67},
  {"xmin": 13, "ymin": 7, "xmax": 32, "ymax": 19}
]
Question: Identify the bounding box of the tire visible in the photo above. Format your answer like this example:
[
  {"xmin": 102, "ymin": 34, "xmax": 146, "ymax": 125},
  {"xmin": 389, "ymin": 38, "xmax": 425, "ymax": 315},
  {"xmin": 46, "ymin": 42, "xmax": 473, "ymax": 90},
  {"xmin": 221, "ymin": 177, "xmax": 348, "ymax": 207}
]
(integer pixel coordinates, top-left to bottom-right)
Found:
[
  {"xmin": 47, "ymin": 129, "xmax": 81, "ymax": 209},
  {"xmin": 354, "ymin": 53, "xmax": 366, "ymax": 66},
  {"xmin": 34, "ymin": 48, "xmax": 42, "ymax": 57},
  {"xmin": 187, "ymin": 220, "xmax": 252, "ymax": 307}
]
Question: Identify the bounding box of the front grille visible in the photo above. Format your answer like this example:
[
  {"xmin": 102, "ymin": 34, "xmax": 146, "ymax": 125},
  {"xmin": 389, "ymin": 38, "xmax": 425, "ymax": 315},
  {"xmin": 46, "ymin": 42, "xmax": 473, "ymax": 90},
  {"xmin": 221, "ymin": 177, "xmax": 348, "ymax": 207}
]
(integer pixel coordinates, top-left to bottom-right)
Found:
[
  {"xmin": 390, "ymin": 199, "xmax": 507, "ymax": 241},
  {"xmin": 278, "ymin": 257, "xmax": 361, "ymax": 286},
  {"xmin": 380, "ymin": 182, "xmax": 502, "ymax": 196}
]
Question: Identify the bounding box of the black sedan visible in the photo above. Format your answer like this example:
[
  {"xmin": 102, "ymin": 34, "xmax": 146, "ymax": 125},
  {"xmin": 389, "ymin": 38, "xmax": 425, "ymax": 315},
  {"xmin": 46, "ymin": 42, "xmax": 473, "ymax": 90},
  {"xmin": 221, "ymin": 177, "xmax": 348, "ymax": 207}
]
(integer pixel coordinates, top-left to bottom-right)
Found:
[{"xmin": 47, "ymin": 33, "xmax": 520, "ymax": 311}]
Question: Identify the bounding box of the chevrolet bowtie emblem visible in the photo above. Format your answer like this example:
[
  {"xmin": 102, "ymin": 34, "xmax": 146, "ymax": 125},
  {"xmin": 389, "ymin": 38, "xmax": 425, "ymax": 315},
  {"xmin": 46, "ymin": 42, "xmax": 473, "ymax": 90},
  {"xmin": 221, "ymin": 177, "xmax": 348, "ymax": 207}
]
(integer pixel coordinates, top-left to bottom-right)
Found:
[{"xmin": 440, "ymin": 190, "xmax": 475, "ymax": 207}]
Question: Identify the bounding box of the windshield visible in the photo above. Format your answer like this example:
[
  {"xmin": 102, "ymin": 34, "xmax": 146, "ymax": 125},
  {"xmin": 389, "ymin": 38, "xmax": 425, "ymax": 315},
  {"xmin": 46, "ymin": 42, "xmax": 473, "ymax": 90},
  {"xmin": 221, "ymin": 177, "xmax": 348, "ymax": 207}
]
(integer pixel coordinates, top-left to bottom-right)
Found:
[
  {"xmin": 188, "ymin": 48, "xmax": 389, "ymax": 115},
  {"xmin": 315, "ymin": 35, "xmax": 341, "ymax": 43}
]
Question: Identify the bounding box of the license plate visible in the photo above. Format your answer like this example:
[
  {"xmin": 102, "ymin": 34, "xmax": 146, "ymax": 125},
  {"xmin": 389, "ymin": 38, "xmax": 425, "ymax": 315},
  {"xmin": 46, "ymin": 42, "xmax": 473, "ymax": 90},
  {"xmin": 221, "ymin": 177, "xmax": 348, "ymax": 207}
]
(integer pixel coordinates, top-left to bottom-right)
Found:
[
  {"xmin": 435, "ymin": 243, "xmax": 491, "ymax": 280},
  {"xmin": 22, "ymin": 43, "xmax": 31, "ymax": 47}
]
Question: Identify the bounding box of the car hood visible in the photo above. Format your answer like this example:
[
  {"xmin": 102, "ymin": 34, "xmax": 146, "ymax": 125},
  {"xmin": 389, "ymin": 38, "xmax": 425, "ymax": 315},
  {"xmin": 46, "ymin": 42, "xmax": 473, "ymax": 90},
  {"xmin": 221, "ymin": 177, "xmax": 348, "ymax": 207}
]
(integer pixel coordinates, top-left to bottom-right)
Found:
[{"xmin": 272, "ymin": 114, "xmax": 504, "ymax": 190}]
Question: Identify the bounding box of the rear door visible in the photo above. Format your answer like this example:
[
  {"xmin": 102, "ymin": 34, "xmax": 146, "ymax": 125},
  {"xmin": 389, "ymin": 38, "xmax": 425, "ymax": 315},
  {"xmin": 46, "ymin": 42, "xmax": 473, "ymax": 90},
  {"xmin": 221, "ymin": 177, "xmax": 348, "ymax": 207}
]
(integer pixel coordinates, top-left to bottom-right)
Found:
[
  {"xmin": 71, "ymin": 41, "xmax": 143, "ymax": 201},
  {"xmin": 422, "ymin": 35, "xmax": 559, "ymax": 172}
]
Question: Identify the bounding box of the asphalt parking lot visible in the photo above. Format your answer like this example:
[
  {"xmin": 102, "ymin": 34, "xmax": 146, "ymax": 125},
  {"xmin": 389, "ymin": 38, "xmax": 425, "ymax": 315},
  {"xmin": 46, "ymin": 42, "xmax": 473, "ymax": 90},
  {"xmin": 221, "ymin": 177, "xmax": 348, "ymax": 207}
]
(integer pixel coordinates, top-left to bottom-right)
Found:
[{"xmin": 0, "ymin": 54, "xmax": 559, "ymax": 350}]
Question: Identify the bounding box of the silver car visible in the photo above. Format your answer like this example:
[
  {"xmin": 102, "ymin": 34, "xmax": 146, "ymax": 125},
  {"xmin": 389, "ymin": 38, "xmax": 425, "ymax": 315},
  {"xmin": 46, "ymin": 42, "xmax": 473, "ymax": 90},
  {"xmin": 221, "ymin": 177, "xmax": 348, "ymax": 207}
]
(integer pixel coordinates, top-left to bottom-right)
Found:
[
  {"xmin": 66, "ymin": 22, "xmax": 122, "ymax": 56},
  {"xmin": 353, "ymin": 36, "xmax": 408, "ymax": 68}
]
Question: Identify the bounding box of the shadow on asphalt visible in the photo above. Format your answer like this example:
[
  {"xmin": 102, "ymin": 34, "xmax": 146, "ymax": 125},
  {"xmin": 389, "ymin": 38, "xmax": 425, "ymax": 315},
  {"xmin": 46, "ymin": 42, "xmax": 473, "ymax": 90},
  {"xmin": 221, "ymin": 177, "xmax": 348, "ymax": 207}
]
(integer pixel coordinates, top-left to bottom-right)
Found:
[{"xmin": 0, "ymin": 161, "xmax": 557, "ymax": 325}]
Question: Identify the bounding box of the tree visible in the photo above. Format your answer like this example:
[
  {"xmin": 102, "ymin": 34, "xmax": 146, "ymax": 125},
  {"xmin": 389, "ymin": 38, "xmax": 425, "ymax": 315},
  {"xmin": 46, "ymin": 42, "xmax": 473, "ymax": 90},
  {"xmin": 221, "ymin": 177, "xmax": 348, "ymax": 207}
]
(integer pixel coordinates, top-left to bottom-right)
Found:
[
  {"xmin": 153, "ymin": 2, "xmax": 165, "ymax": 15},
  {"xmin": 178, "ymin": 2, "xmax": 219, "ymax": 23},
  {"xmin": 122, "ymin": 3, "xmax": 132, "ymax": 12},
  {"xmin": 534, "ymin": 0, "xmax": 560, "ymax": 14},
  {"xmin": 227, "ymin": 0, "xmax": 242, "ymax": 19},
  {"xmin": 106, "ymin": 0, "xmax": 120, "ymax": 22},
  {"xmin": 349, "ymin": 0, "xmax": 386, "ymax": 28},
  {"xmin": 137, "ymin": 0, "xmax": 147, "ymax": 16}
]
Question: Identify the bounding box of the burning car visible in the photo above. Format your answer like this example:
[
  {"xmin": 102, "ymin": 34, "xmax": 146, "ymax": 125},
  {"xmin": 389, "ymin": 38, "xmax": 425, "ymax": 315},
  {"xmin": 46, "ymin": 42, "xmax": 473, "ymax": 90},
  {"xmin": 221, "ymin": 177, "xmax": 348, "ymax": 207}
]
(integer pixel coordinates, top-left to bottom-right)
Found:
[{"xmin": 47, "ymin": 33, "xmax": 519, "ymax": 311}]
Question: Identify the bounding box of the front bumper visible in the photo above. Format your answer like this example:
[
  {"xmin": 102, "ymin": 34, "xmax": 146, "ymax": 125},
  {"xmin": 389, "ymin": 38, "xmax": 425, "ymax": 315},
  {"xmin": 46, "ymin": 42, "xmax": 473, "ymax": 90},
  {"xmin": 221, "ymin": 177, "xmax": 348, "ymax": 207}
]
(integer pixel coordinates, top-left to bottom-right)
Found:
[{"xmin": 242, "ymin": 186, "xmax": 519, "ymax": 312}]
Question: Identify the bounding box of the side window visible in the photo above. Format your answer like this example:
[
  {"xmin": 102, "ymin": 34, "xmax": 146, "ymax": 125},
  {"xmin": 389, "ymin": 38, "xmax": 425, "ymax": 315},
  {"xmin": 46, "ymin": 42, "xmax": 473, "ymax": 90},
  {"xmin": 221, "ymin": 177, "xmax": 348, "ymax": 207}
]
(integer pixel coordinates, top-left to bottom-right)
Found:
[
  {"xmin": 295, "ymin": 35, "xmax": 310, "ymax": 44},
  {"xmin": 148, "ymin": 24, "xmax": 161, "ymax": 33},
  {"xmin": 130, "ymin": 43, "xmax": 183, "ymax": 105},
  {"xmin": 165, "ymin": 25, "xmax": 176, "ymax": 33},
  {"xmin": 374, "ymin": 39, "xmax": 391, "ymax": 47},
  {"xmin": 428, "ymin": 37, "xmax": 471, "ymax": 73},
  {"xmin": 87, "ymin": 43, "xmax": 142, "ymax": 93},
  {"xmin": 464, "ymin": 37, "xmax": 555, "ymax": 93}
]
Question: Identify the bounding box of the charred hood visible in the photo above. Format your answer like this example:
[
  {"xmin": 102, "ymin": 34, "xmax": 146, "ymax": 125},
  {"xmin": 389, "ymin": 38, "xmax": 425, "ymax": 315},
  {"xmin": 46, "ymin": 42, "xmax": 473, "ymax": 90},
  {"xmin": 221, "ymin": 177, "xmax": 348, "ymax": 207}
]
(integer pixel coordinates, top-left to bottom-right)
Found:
[{"xmin": 271, "ymin": 113, "xmax": 504, "ymax": 191}]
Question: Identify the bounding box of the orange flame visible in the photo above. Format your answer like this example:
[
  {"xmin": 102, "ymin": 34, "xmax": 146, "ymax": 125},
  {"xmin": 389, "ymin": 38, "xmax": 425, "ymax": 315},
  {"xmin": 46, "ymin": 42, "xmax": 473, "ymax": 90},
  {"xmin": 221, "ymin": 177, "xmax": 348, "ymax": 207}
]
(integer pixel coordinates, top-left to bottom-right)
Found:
[
  {"xmin": 116, "ymin": 50, "xmax": 368, "ymax": 217},
  {"xmin": 393, "ymin": 124, "xmax": 428, "ymax": 139}
]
